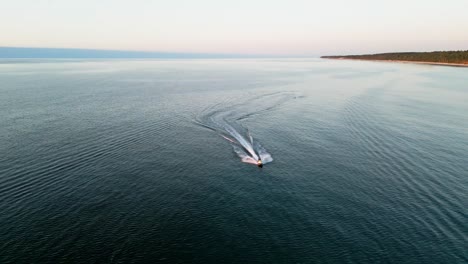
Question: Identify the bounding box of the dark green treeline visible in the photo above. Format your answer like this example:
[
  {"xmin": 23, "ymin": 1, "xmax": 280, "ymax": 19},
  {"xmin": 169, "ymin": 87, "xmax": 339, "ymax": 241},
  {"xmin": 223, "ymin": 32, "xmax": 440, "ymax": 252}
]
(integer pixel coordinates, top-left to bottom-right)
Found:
[{"xmin": 322, "ymin": 50, "xmax": 468, "ymax": 64}]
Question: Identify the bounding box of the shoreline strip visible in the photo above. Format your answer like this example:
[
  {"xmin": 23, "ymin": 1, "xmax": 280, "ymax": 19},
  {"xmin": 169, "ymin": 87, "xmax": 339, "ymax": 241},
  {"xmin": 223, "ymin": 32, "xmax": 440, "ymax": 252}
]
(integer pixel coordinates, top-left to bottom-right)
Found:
[{"xmin": 322, "ymin": 58, "xmax": 468, "ymax": 68}]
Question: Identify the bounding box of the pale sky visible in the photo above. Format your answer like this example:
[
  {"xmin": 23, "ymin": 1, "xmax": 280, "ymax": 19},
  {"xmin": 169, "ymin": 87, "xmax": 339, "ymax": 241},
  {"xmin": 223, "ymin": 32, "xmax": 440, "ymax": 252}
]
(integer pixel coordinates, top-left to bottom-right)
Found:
[{"xmin": 1, "ymin": 0, "xmax": 467, "ymax": 55}]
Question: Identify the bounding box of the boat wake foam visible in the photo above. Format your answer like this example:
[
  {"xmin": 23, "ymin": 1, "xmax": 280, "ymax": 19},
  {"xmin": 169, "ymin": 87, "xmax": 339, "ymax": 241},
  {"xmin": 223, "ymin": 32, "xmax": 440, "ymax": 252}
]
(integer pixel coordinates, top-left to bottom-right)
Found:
[{"xmin": 195, "ymin": 91, "xmax": 300, "ymax": 166}]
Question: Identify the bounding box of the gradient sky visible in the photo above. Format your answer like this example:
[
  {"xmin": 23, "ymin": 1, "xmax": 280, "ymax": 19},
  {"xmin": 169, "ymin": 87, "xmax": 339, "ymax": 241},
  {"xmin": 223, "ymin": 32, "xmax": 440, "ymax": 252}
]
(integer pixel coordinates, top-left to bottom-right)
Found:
[{"xmin": 1, "ymin": 0, "xmax": 467, "ymax": 55}]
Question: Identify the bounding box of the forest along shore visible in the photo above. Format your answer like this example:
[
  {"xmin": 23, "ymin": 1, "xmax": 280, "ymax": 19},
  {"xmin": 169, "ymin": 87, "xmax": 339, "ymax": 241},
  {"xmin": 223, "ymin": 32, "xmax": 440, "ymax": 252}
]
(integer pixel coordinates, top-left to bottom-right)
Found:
[{"xmin": 322, "ymin": 50, "xmax": 468, "ymax": 67}]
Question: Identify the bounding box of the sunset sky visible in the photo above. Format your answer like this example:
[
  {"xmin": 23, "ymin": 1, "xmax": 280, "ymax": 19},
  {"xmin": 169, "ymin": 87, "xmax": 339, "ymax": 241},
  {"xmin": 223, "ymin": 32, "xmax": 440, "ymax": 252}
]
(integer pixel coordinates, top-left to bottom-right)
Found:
[{"xmin": 1, "ymin": 0, "xmax": 467, "ymax": 56}]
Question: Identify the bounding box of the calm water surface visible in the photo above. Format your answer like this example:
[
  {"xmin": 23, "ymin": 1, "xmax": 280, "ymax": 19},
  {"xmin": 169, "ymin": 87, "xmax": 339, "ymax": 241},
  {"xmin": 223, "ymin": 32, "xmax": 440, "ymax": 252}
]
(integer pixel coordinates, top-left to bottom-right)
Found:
[{"xmin": 0, "ymin": 59, "xmax": 467, "ymax": 263}]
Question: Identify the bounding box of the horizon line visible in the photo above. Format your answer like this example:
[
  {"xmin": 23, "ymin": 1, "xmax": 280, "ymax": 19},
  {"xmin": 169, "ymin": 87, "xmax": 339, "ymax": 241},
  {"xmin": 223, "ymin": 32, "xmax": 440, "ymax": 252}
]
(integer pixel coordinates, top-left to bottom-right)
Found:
[{"xmin": 0, "ymin": 46, "xmax": 315, "ymax": 59}]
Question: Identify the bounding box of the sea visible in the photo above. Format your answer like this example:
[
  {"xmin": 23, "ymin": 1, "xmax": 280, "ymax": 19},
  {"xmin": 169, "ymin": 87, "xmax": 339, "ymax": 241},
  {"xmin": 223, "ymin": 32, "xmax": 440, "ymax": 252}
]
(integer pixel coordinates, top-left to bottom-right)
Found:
[{"xmin": 0, "ymin": 58, "xmax": 467, "ymax": 263}]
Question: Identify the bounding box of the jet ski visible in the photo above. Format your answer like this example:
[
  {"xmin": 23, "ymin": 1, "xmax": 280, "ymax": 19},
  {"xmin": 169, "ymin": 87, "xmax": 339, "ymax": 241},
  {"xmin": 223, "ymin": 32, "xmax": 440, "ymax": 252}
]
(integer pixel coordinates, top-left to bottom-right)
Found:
[{"xmin": 257, "ymin": 158, "xmax": 263, "ymax": 168}]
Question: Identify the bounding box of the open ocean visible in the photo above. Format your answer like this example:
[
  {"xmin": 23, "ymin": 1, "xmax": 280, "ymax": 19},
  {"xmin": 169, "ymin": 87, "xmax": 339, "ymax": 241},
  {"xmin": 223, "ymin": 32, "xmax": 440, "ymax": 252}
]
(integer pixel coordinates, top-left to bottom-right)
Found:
[{"xmin": 0, "ymin": 59, "xmax": 467, "ymax": 263}]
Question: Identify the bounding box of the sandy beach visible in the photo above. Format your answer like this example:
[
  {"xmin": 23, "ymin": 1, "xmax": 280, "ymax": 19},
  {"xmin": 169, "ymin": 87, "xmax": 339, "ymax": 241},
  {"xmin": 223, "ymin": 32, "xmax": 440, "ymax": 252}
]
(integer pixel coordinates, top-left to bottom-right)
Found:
[{"xmin": 323, "ymin": 57, "xmax": 468, "ymax": 68}]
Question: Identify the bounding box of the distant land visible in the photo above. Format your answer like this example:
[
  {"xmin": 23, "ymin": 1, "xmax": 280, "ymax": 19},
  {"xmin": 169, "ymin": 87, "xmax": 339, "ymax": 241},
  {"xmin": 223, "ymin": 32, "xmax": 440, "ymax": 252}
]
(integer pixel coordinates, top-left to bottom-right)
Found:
[
  {"xmin": 322, "ymin": 50, "xmax": 468, "ymax": 67},
  {"xmin": 0, "ymin": 47, "xmax": 271, "ymax": 59}
]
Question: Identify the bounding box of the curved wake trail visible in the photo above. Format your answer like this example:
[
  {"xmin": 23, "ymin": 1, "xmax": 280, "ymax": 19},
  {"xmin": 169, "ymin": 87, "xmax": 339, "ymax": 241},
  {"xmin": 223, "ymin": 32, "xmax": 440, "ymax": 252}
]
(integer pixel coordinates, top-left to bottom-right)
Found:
[{"xmin": 195, "ymin": 91, "xmax": 299, "ymax": 166}]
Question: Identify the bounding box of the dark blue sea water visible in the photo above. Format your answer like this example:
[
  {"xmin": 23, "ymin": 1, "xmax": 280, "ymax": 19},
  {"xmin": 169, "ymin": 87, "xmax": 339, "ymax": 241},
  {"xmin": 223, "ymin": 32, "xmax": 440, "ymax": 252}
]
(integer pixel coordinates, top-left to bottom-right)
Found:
[{"xmin": 1, "ymin": 59, "xmax": 467, "ymax": 263}]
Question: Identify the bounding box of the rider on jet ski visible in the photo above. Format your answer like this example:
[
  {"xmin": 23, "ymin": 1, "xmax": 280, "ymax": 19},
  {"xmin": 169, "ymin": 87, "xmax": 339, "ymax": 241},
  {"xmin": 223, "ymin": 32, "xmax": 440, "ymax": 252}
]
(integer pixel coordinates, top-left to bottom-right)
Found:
[{"xmin": 257, "ymin": 158, "xmax": 263, "ymax": 168}]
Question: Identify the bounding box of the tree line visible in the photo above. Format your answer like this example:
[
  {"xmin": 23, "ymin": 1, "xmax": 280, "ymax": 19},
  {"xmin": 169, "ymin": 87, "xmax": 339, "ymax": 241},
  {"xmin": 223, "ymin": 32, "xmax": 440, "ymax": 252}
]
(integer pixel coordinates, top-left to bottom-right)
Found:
[{"xmin": 321, "ymin": 50, "xmax": 468, "ymax": 64}]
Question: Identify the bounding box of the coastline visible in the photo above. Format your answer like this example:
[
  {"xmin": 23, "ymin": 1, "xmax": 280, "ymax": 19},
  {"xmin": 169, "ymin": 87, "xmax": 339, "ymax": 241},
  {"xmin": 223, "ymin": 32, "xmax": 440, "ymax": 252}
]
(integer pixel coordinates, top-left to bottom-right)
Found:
[{"xmin": 322, "ymin": 57, "xmax": 468, "ymax": 68}]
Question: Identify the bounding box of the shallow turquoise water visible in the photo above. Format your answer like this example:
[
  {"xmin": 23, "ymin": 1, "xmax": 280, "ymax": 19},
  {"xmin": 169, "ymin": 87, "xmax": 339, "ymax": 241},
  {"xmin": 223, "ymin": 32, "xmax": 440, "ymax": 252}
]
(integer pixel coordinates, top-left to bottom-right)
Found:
[{"xmin": 0, "ymin": 59, "xmax": 467, "ymax": 263}]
